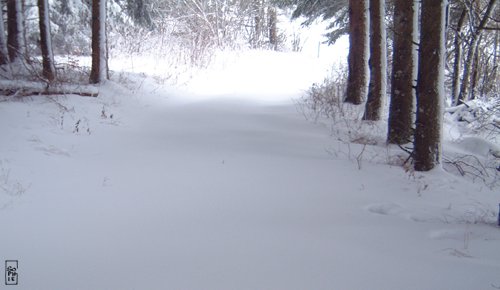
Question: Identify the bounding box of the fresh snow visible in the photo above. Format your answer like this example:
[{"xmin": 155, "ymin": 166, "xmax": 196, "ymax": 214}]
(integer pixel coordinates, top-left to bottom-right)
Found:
[{"xmin": 1, "ymin": 46, "xmax": 499, "ymax": 290}]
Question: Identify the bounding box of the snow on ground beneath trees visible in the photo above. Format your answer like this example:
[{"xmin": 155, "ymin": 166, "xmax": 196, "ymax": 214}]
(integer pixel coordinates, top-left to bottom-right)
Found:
[{"xmin": 1, "ymin": 44, "xmax": 499, "ymax": 290}]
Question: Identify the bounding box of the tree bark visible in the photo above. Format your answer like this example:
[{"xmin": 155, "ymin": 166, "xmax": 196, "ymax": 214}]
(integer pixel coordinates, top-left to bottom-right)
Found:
[
  {"xmin": 0, "ymin": 1, "xmax": 9, "ymax": 64},
  {"xmin": 345, "ymin": 0, "xmax": 368, "ymax": 105},
  {"xmin": 470, "ymin": 34, "xmax": 482, "ymax": 100},
  {"xmin": 7, "ymin": 0, "xmax": 24, "ymax": 62},
  {"xmin": 268, "ymin": 5, "xmax": 278, "ymax": 51},
  {"xmin": 387, "ymin": 0, "xmax": 417, "ymax": 144},
  {"xmin": 89, "ymin": 0, "xmax": 108, "ymax": 84},
  {"xmin": 38, "ymin": 0, "xmax": 56, "ymax": 81},
  {"xmin": 451, "ymin": 7, "xmax": 467, "ymax": 106},
  {"xmin": 363, "ymin": 0, "xmax": 386, "ymax": 121},
  {"xmin": 414, "ymin": 0, "xmax": 447, "ymax": 172}
]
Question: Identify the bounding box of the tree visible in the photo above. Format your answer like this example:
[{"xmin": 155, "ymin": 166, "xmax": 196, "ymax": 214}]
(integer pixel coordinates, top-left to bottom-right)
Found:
[
  {"xmin": 89, "ymin": 0, "xmax": 108, "ymax": 84},
  {"xmin": 363, "ymin": 0, "xmax": 386, "ymax": 120},
  {"xmin": 456, "ymin": 0, "xmax": 497, "ymax": 105},
  {"xmin": 450, "ymin": 6, "xmax": 467, "ymax": 105},
  {"xmin": 38, "ymin": 0, "xmax": 56, "ymax": 81},
  {"xmin": 387, "ymin": 0, "xmax": 418, "ymax": 144},
  {"xmin": 268, "ymin": 5, "xmax": 278, "ymax": 50},
  {"xmin": 344, "ymin": 0, "xmax": 369, "ymax": 105},
  {"xmin": 0, "ymin": 1, "xmax": 9, "ymax": 64},
  {"xmin": 7, "ymin": 0, "xmax": 24, "ymax": 62},
  {"xmin": 414, "ymin": 0, "xmax": 447, "ymax": 171}
]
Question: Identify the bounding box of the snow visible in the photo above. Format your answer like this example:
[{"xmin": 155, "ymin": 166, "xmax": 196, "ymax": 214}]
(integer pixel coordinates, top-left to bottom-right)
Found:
[{"xmin": 1, "ymin": 43, "xmax": 499, "ymax": 289}]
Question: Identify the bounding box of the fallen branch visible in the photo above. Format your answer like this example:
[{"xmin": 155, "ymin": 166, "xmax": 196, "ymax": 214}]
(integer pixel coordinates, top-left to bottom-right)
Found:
[{"xmin": 0, "ymin": 80, "xmax": 99, "ymax": 97}]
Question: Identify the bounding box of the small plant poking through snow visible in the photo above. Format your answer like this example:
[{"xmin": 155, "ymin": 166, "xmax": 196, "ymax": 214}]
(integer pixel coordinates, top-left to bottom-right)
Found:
[{"xmin": 0, "ymin": 161, "xmax": 29, "ymax": 199}]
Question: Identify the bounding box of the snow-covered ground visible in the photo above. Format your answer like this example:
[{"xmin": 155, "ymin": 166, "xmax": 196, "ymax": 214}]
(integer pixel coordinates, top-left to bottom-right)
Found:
[{"xmin": 1, "ymin": 43, "xmax": 499, "ymax": 289}]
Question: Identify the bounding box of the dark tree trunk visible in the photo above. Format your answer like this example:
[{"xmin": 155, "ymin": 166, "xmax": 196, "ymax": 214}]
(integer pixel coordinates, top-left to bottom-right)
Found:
[
  {"xmin": 268, "ymin": 6, "xmax": 278, "ymax": 51},
  {"xmin": 89, "ymin": 0, "xmax": 107, "ymax": 84},
  {"xmin": 414, "ymin": 0, "xmax": 447, "ymax": 172},
  {"xmin": 451, "ymin": 7, "xmax": 467, "ymax": 106},
  {"xmin": 0, "ymin": 1, "xmax": 9, "ymax": 64},
  {"xmin": 345, "ymin": 0, "xmax": 368, "ymax": 105},
  {"xmin": 470, "ymin": 34, "xmax": 482, "ymax": 100},
  {"xmin": 387, "ymin": 0, "xmax": 417, "ymax": 144},
  {"xmin": 38, "ymin": 0, "xmax": 56, "ymax": 81},
  {"xmin": 7, "ymin": 0, "xmax": 23, "ymax": 62},
  {"xmin": 363, "ymin": 0, "xmax": 386, "ymax": 121}
]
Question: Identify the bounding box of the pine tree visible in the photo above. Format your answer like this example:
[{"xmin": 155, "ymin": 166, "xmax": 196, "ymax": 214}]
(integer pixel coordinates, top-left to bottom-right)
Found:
[
  {"xmin": 7, "ymin": 0, "xmax": 24, "ymax": 62},
  {"xmin": 89, "ymin": 0, "xmax": 108, "ymax": 84},
  {"xmin": 38, "ymin": 0, "xmax": 56, "ymax": 81},
  {"xmin": 414, "ymin": 0, "xmax": 447, "ymax": 171},
  {"xmin": 363, "ymin": 0, "xmax": 386, "ymax": 120},
  {"xmin": 344, "ymin": 0, "xmax": 368, "ymax": 105},
  {"xmin": 387, "ymin": 0, "xmax": 417, "ymax": 144}
]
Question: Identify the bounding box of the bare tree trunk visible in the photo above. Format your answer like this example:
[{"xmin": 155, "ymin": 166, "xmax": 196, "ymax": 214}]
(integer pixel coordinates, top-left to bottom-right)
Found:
[
  {"xmin": 252, "ymin": 0, "xmax": 263, "ymax": 48},
  {"xmin": 451, "ymin": 7, "xmax": 467, "ymax": 106},
  {"xmin": 7, "ymin": 0, "xmax": 24, "ymax": 62},
  {"xmin": 387, "ymin": 0, "xmax": 418, "ymax": 144},
  {"xmin": 0, "ymin": 1, "xmax": 9, "ymax": 64},
  {"xmin": 268, "ymin": 5, "xmax": 278, "ymax": 51},
  {"xmin": 345, "ymin": 0, "xmax": 368, "ymax": 105},
  {"xmin": 363, "ymin": 0, "xmax": 386, "ymax": 121},
  {"xmin": 457, "ymin": 0, "xmax": 497, "ymax": 105},
  {"xmin": 470, "ymin": 34, "xmax": 482, "ymax": 100},
  {"xmin": 38, "ymin": 0, "xmax": 56, "ymax": 81},
  {"xmin": 414, "ymin": 0, "xmax": 447, "ymax": 172},
  {"xmin": 89, "ymin": 0, "xmax": 108, "ymax": 84}
]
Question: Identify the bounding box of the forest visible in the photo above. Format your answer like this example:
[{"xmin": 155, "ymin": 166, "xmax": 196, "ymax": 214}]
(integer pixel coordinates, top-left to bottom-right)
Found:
[{"xmin": 0, "ymin": 0, "xmax": 499, "ymax": 289}]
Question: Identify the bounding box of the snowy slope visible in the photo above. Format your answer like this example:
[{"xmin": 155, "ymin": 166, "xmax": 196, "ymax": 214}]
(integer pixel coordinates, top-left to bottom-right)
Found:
[{"xmin": 1, "ymin": 49, "xmax": 499, "ymax": 290}]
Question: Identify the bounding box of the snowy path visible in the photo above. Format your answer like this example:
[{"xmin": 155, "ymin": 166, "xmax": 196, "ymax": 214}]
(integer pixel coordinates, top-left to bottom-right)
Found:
[
  {"xmin": 1, "ymin": 50, "xmax": 499, "ymax": 289},
  {"xmin": 1, "ymin": 91, "xmax": 499, "ymax": 290}
]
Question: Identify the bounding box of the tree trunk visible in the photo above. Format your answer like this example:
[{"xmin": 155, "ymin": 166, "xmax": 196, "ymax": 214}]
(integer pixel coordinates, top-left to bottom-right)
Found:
[
  {"xmin": 268, "ymin": 6, "xmax": 278, "ymax": 51},
  {"xmin": 345, "ymin": 0, "xmax": 368, "ymax": 105},
  {"xmin": 0, "ymin": 1, "xmax": 9, "ymax": 64},
  {"xmin": 363, "ymin": 0, "xmax": 386, "ymax": 121},
  {"xmin": 414, "ymin": 0, "xmax": 447, "ymax": 172},
  {"xmin": 252, "ymin": 0, "xmax": 263, "ymax": 48},
  {"xmin": 470, "ymin": 34, "xmax": 482, "ymax": 100},
  {"xmin": 457, "ymin": 0, "xmax": 497, "ymax": 105},
  {"xmin": 89, "ymin": 0, "xmax": 108, "ymax": 84},
  {"xmin": 7, "ymin": 0, "xmax": 24, "ymax": 62},
  {"xmin": 38, "ymin": 0, "xmax": 56, "ymax": 81},
  {"xmin": 387, "ymin": 0, "xmax": 418, "ymax": 144},
  {"xmin": 451, "ymin": 7, "xmax": 467, "ymax": 106}
]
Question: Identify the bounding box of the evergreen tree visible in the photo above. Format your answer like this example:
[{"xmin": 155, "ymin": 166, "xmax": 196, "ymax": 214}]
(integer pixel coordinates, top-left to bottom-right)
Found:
[
  {"xmin": 414, "ymin": 0, "xmax": 447, "ymax": 171},
  {"xmin": 38, "ymin": 0, "xmax": 56, "ymax": 81},
  {"xmin": 363, "ymin": 0, "xmax": 386, "ymax": 120},
  {"xmin": 344, "ymin": 0, "xmax": 368, "ymax": 105},
  {"xmin": 89, "ymin": 0, "xmax": 108, "ymax": 84},
  {"xmin": 387, "ymin": 0, "xmax": 418, "ymax": 144},
  {"xmin": 7, "ymin": 0, "xmax": 24, "ymax": 62}
]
